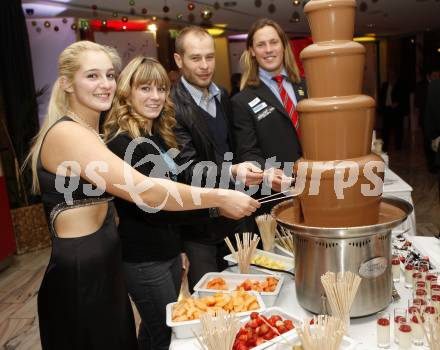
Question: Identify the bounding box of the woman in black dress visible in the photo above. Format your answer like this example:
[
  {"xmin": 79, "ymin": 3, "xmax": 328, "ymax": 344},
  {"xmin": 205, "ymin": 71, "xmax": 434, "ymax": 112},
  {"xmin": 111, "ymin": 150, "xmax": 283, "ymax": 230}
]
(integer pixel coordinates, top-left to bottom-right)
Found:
[{"xmin": 24, "ymin": 41, "xmax": 259, "ymax": 350}]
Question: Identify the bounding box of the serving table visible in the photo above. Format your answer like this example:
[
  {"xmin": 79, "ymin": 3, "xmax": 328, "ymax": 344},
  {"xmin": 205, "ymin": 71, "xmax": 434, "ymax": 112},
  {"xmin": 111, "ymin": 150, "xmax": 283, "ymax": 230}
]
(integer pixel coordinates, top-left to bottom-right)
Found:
[{"xmin": 170, "ymin": 236, "xmax": 438, "ymax": 350}]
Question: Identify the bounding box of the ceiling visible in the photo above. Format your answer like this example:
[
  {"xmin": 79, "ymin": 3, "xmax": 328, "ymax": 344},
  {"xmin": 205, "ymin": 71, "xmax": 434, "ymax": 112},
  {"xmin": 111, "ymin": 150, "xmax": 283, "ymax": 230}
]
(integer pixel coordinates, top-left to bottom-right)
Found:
[{"xmin": 22, "ymin": 0, "xmax": 440, "ymax": 37}]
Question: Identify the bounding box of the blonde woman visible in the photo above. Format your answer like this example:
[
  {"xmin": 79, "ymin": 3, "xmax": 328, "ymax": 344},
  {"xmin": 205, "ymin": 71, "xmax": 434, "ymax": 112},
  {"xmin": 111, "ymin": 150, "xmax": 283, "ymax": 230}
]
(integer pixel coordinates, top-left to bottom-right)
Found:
[
  {"xmin": 25, "ymin": 41, "xmax": 259, "ymax": 350},
  {"xmin": 103, "ymin": 56, "xmax": 217, "ymax": 349}
]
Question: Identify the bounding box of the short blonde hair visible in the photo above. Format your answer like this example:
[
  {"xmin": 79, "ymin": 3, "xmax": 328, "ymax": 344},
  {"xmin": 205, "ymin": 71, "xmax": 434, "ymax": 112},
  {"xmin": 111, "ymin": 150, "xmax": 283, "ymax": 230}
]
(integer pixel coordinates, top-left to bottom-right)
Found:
[{"xmin": 175, "ymin": 25, "xmax": 212, "ymax": 55}]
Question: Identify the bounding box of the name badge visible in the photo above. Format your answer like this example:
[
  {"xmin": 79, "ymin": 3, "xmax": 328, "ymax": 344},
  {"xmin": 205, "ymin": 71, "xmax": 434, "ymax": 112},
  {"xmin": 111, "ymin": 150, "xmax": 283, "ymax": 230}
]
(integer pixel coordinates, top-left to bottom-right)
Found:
[
  {"xmin": 298, "ymin": 89, "xmax": 305, "ymax": 96},
  {"xmin": 252, "ymin": 102, "xmax": 267, "ymax": 114},
  {"xmin": 257, "ymin": 106, "xmax": 275, "ymax": 121},
  {"xmin": 248, "ymin": 97, "xmax": 260, "ymax": 108}
]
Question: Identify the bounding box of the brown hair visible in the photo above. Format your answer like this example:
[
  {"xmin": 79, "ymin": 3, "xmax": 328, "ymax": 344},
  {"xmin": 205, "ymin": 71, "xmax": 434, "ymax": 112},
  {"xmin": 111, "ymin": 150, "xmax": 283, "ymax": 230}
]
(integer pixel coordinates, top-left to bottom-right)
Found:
[
  {"xmin": 240, "ymin": 18, "xmax": 301, "ymax": 90},
  {"xmin": 175, "ymin": 25, "xmax": 212, "ymax": 55},
  {"xmin": 103, "ymin": 56, "xmax": 178, "ymax": 149}
]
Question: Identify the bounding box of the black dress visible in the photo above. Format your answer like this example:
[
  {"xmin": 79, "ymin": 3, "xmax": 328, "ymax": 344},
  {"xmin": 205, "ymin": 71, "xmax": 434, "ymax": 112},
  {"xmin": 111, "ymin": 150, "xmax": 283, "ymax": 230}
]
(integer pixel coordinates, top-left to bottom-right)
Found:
[{"xmin": 37, "ymin": 116, "xmax": 137, "ymax": 350}]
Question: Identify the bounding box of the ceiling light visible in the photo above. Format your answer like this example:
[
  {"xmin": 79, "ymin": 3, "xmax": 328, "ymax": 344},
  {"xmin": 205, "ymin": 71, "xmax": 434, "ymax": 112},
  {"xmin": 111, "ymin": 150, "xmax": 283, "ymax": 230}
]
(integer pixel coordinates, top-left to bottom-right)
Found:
[{"xmin": 207, "ymin": 28, "xmax": 224, "ymax": 36}]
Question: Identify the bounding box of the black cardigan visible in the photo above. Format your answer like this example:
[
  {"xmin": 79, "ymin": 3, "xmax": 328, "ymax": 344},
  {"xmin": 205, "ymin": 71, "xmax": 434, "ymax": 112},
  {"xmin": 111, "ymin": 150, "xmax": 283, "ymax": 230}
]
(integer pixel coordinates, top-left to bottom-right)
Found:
[{"xmin": 107, "ymin": 132, "xmax": 210, "ymax": 262}]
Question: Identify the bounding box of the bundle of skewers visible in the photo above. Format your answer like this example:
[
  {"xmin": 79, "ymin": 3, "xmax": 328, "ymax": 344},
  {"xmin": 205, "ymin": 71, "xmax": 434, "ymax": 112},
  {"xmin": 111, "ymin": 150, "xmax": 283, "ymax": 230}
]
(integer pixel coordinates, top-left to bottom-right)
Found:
[
  {"xmin": 296, "ymin": 315, "xmax": 345, "ymax": 350},
  {"xmin": 255, "ymin": 214, "xmax": 277, "ymax": 251},
  {"xmin": 275, "ymin": 226, "xmax": 295, "ymax": 256},
  {"xmin": 225, "ymin": 233, "xmax": 260, "ymax": 274},
  {"xmin": 416, "ymin": 311, "xmax": 440, "ymax": 350},
  {"xmin": 194, "ymin": 309, "xmax": 241, "ymax": 350},
  {"xmin": 320, "ymin": 271, "xmax": 362, "ymax": 332}
]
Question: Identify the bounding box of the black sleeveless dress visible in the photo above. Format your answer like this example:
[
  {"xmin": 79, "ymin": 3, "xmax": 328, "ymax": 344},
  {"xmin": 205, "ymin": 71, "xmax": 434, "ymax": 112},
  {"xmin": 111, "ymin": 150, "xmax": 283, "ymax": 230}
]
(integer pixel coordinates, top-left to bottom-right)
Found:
[{"xmin": 37, "ymin": 116, "xmax": 137, "ymax": 350}]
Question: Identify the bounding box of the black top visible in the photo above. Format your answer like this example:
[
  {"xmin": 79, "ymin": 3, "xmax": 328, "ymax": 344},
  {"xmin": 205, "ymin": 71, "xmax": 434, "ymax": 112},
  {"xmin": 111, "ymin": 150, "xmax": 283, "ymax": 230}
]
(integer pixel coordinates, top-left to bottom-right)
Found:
[
  {"xmin": 37, "ymin": 116, "xmax": 112, "ymax": 225},
  {"xmin": 107, "ymin": 132, "xmax": 211, "ymax": 262}
]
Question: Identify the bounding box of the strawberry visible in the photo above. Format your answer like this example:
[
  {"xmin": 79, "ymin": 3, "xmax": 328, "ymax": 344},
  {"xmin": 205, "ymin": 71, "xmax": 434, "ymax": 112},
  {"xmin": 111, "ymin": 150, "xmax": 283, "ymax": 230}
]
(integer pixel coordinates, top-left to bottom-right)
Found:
[
  {"xmin": 277, "ymin": 324, "xmax": 287, "ymax": 333},
  {"xmin": 263, "ymin": 330, "xmax": 275, "ymax": 340},
  {"xmin": 247, "ymin": 319, "xmax": 259, "ymax": 329},
  {"xmin": 284, "ymin": 320, "xmax": 294, "ymax": 330},
  {"xmin": 258, "ymin": 324, "xmax": 269, "ymax": 335},
  {"xmin": 246, "ymin": 334, "xmax": 257, "ymax": 347},
  {"xmin": 250, "ymin": 312, "xmax": 259, "ymax": 320},
  {"xmin": 256, "ymin": 337, "xmax": 266, "ymax": 346},
  {"xmin": 237, "ymin": 334, "xmax": 247, "ymax": 342}
]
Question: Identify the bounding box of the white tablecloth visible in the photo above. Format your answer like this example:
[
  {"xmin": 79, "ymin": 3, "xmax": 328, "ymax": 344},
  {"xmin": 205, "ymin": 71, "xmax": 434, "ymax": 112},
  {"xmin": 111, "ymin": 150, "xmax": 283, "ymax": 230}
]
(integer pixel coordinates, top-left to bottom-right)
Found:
[
  {"xmin": 384, "ymin": 168, "xmax": 416, "ymax": 236},
  {"xmin": 170, "ymin": 237, "xmax": 438, "ymax": 350}
]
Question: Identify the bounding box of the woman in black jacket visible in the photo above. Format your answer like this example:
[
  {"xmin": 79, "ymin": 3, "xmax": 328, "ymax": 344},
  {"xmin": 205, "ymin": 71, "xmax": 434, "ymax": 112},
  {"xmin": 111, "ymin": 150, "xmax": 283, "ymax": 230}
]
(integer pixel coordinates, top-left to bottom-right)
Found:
[{"xmin": 103, "ymin": 57, "xmax": 215, "ymax": 350}]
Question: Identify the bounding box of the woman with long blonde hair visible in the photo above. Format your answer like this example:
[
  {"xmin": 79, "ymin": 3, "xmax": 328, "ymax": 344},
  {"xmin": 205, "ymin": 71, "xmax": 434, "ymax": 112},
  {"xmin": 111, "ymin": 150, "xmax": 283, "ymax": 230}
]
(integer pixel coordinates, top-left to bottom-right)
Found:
[
  {"xmin": 25, "ymin": 41, "xmax": 259, "ymax": 350},
  {"xmin": 103, "ymin": 56, "xmax": 215, "ymax": 350}
]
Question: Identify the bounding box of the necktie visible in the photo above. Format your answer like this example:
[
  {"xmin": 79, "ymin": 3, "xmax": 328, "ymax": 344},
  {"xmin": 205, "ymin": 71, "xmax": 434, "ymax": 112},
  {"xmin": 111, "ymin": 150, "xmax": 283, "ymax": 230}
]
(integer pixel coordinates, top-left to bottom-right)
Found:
[{"xmin": 272, "ymin": 74, "xmax": 300, "ymax": 136}]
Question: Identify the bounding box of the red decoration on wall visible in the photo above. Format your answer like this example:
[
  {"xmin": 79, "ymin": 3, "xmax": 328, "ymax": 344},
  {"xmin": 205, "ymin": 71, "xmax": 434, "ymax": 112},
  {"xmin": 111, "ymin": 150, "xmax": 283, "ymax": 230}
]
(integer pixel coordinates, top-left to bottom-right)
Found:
[
  {"xmin": 89, "ymin": 19, "xmax": 147, "ymax": 31},
  {"xmin": 188, "ymin": 2, "xmax": 195, "ymax": 11}
]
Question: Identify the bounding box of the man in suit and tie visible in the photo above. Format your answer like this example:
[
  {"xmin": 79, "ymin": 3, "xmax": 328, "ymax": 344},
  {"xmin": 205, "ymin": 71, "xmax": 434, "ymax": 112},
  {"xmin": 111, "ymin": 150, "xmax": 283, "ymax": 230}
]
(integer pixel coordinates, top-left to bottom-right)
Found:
[
  {"xmin": 231, "ymin": 18, "xmax": 307, "ymax": 215},
  {"xmin": 171, "ymin": 26, "xmax": 263, "ymax": 289}
]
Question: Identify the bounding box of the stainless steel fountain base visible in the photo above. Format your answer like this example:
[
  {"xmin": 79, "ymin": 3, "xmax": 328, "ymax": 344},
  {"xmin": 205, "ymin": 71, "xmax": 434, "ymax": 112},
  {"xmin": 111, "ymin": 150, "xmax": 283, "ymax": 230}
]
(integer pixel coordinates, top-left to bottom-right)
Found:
[{"xmin": 272, "ymin": 197, "xmax": 413, "ymax": 317}]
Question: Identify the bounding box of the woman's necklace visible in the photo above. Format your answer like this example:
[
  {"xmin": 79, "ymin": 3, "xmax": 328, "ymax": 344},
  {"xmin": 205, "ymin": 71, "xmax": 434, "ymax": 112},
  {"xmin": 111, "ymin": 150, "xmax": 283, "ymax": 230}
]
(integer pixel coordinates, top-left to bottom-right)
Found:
[{"xmin": 66, "ymin": 111, "xmax": 105, "ymax": 144}]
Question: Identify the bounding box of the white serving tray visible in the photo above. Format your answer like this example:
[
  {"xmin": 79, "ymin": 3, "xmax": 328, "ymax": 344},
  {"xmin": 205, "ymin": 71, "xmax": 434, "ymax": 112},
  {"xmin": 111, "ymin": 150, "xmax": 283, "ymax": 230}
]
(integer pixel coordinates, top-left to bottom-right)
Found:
[
  {"xmin": 268, "ymin": 331, "xmax": 358, "ymax": 350},
  {"xmin": 224, "ymin": 249, "xmax": 295, "ymax": 275},
  {"xmin": 193, "ymin": 272, "xmax": 284, "ymax": 307},
  {"xmin": 237, "ymin": 306, "xmax": 302, "ymax": 350},
  {"xmin": 166, "ymin": 291, "xmax": 265, "ymax": 339}
]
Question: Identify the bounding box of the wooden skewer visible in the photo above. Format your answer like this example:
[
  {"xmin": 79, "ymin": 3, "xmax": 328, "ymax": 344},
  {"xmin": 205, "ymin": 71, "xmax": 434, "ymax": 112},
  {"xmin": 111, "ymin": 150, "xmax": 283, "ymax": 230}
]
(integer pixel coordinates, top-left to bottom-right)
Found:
[
  {"xmin": 255, "ymin": 214, "xmax": 277, "ymax": 251},
  {"xmin": 297, "ymin": 315, "xmax": 345, "ymax": 350},
  {"xmin": 320, "ymin": 271, "xmax": 362, "ymax": 331},
  {"xmin": 193, "ymin": 310, "xmax": 242, "ymax": 350},
  {"xmin": 225, "ymin": 233, "xmax": 260, "ymax": 273}
]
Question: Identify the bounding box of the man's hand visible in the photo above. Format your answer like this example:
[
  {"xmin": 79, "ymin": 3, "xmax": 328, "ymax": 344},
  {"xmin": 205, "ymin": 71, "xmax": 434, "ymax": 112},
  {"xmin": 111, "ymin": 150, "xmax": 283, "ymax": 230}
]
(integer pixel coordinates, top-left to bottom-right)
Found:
[
  {"xmin": 263, "ymin": 168, "xmax": 295, "ymax": 193},
  {"xmin": 432, "ymin": 136, "xmax": 440, "ymax": 152},
  {"xmin": 231, "ymin": 162, "xmax": 264, "ymax": 186}
]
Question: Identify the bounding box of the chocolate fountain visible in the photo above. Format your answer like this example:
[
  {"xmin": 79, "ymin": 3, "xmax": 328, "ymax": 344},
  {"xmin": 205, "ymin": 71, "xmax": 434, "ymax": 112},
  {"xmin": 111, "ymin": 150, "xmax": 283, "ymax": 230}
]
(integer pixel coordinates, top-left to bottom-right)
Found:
[{"xmin": 272, "ymin": 0, "xmax": 412, "ymax": 316}]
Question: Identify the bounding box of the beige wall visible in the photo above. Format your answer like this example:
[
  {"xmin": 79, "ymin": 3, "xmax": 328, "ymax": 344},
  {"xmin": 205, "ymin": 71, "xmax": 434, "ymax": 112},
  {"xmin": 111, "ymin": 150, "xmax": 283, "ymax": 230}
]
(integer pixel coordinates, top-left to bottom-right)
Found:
[{"xmin": 213, "ymin": 37, "xmax": 231, "ymax": 93}]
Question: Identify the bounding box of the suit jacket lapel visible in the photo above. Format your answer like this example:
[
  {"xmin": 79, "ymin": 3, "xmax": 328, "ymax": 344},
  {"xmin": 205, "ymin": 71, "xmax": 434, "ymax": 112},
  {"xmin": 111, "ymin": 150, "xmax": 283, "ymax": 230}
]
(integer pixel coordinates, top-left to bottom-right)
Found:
[
  {"xmin": 177, "ymin": 80, "xmax": 216, "ymax": 149},
  {"xmin": 253, "ymin": 82, "xmax": 291, "ymax": 121}
]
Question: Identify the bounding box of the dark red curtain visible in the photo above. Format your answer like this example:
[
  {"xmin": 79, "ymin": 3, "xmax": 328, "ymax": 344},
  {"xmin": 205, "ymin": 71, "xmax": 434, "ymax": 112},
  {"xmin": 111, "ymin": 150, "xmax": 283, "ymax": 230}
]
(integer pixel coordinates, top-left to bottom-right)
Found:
[{"xmin": 290, "ymin": 37, "xmax": 313, "ymax": 78}]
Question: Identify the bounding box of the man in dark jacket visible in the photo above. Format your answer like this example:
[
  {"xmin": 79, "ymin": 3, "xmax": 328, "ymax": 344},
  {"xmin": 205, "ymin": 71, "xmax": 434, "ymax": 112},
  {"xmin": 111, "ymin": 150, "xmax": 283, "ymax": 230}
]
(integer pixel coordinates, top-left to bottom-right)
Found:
[
  {"xmin": 231, "ymin": 19, "xmax": 307, "ymax": 217},
  {"xmin": 171, "ymin": 26, "xmax": 263, "ymax": 289}
]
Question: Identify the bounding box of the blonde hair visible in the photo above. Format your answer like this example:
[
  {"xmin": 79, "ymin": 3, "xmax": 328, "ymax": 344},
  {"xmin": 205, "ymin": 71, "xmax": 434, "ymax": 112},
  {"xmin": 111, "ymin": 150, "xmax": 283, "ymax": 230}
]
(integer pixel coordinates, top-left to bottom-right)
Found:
[
  {"xmin": 102, "ymin": 56, "xmax": 178, "ymax": 150},
  {"xmin": 240, "ymin": 18, "xmax": 301, "ymax": 90},
  {"xmin": 23, "ymin": 40, "xmax": 121, "ymax": 193}
]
